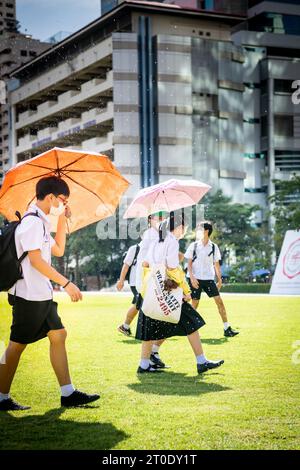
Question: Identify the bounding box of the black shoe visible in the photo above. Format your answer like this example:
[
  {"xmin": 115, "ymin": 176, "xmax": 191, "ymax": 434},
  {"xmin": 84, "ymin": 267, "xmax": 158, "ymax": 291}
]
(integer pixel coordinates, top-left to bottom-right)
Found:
[
  {"xmin": 150, "ymin": 353, "xmax": 168, "ymax": 369},
  {"xmin": 197, "ymin": 360, "xmax": 224, "ymax": 374},
  {"xmin": 137, "ymin": 366, "xmax": 162, "ymax": 374},
  {"xmin": 61, "ymin": 390, "xmax": 100, "ymax": 407},
  {"xmin": 224, "ymin": 326, "xmax": 239, "ymax": 337},
  {"xmin": 0, "ymin": 398, "xmax": 30, "ymax": 411},
  {"xmin": 118, "ymin": 325, "xmax": 132, "ymax": 336}
]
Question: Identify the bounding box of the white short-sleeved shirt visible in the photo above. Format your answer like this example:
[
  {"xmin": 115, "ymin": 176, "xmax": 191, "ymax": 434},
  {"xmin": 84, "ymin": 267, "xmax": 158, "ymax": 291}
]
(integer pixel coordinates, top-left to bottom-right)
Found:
[
  {"xmin": 123, "ymin": 244, "xmax": 140, "ymax": 286},
  {"xmin": 135, "ymin": 227, "xmax": 159, "ymax": 292},
  {"xmin": 184, "ymin": 240, "xmax": 221, "ymax": 280},
  {"xmin": 145, "ymin": 232, "xmax": 180, "ymax": 269},
  {"xmin": 8, "ymin": 204, "xmax": 56, "ymax": 301}
]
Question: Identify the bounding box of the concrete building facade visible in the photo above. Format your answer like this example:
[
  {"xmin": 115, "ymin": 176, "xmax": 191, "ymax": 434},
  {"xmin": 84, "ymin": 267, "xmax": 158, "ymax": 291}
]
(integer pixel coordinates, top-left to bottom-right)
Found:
[
  {"xmin": 0, "ymin": 0, "xmax": 50, "ymax": 184},
  {"xmin": 6, "ymin": 1, "xmax": 300, "ymax": 223}
]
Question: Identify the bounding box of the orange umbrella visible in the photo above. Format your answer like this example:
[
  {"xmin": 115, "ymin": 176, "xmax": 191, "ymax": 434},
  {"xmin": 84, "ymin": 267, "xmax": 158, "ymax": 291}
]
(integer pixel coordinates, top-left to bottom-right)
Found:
[{"xmin": 0, "ymin": 147, "xmax": 130, "ymax": 233}]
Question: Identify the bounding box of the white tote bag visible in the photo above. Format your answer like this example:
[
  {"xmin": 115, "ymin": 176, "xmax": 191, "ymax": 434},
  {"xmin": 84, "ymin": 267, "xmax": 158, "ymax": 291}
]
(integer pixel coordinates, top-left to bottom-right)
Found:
[{"xmin": 142, "ymin": 263, "xmax": 183, "ymax": 324}]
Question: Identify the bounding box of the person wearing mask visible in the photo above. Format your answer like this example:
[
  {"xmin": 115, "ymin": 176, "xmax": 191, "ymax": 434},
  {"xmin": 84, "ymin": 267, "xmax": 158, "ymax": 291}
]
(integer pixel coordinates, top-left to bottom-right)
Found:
[
  {"xmin": 0, "ymin": 176, "xmax": 100, "ymax": 411},
  {"xmin": 136, "ymin": 211, "xmax": 224, "ymax": 374},
  {"xmin": 185, "ymin": 221, "xmax": 239, "ymax": 337}
]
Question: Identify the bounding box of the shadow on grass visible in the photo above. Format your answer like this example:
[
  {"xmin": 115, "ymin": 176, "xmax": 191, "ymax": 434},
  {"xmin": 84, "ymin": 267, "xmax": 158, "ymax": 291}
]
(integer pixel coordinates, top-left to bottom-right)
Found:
[
  {"xmin": 0, "ymin": 407, "xmax": 129, "ymax": 450},
  {"xmin": 118, "ymin": 338, "xmax": 141, "ymax": 345},
  {"xmin": 200, "ymin": 337, "xmax": 229, "ymax": 345},
  {"xmin": 128, "ymin": 371, "xmax": 231, "ymax": 396}
]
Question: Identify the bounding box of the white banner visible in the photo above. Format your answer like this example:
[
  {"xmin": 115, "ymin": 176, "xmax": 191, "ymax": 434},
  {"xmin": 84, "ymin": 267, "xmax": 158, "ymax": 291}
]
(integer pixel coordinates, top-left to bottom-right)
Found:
[{"xmin": 270, "ymin": 230, "xmax": 300, "ymax": 295}]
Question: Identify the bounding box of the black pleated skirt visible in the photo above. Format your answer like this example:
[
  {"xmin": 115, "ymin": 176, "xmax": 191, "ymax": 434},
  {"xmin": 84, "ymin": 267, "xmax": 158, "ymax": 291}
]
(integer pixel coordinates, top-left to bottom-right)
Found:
[{"xmin": 135, "ymin": 299, "xmax": 206, "ymax": 341}]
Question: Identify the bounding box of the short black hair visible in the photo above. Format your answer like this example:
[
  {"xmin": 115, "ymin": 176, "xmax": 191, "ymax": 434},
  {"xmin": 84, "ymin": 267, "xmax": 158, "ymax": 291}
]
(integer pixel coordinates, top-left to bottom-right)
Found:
[
  {"xmin": 169, "ymin": 210, "xmax": 185, "ymax": 232},
  {"xmin": 159, "ymin": 210, "xmax": 185, "ymax": 242},
  {"xmin": 36, "ymin": 176, "xmax": 70, "ymax": 200},
  {"xmin": 199, "ymin": 221, "xmax": 213, "ymax": 236}
]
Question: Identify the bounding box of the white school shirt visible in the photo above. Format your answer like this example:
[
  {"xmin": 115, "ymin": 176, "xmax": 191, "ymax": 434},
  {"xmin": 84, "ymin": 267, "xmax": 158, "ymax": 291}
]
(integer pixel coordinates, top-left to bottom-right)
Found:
[
  {"xmin": 184, "ymin": 240, "xmax": 221, "ymax": 280},
  {"xmin": 145, "ymin": 232, "xmax": 180, "ymax": 269},
  {"xmin": 135, "ymin": 227, "xmax": 159, "ymax": 293},
  {"xmin": 8, "ymin": 204, "xmax": 56, "ymax": 301},
  {"xmin": 123, "ymin": 244, "xmax": 140, "ymax": 287}
]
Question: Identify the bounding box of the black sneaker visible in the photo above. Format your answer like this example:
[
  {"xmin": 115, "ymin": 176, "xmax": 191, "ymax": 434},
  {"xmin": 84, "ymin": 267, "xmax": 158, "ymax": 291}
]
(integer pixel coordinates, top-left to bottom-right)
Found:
[
  {"xmin": 0, "ymin": 398, "xmax": 30, "ymax": 411},
  {"xmin": 137, "ymin": 366, "xmax": 162, "ymax": 374},
  {"xmin": 61, "ymin": 390, "xmax": 100, "ymax": 407},
  {"xmin": 118, "ymin": 325, "xmax": 132, "ymax": 336},
  {"xmin": 197, "ymin": 360, "xmax": 224, "ymax": 374},
  {"xmin": 224, "ymin": 326, "xmax": 239, "ymax": 337},
  {"xmin": 150, "ymin": 353, "xmax": 169, "ymax": 369}
]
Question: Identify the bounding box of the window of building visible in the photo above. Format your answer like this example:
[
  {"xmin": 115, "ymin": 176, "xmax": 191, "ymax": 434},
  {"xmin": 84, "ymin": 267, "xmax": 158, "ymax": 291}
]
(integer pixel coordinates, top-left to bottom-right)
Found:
[
  {"xmin": 6, "ymin": 3, "xmax": 14, "ymax": 7},
  {"xmin": 20, "ymin": 50, "xmax": 27, "ymax": 56},
  {"xmin": 275, "ymin": 150, "xmax": 300, "ymax": 173},
  {"xmin": 261, "ymin": 115, "xmax": 268, "ymax": 137},
  {"xmin": 261, "ymin": 80, "xmax": 268, "ymax": 95},
  {"xmin": 29, "ymin": 51, "xmax": 37, "ymax": 57},
  {"xmin": 274, "ymin": 79, "xmax": 295, "ymax": 94},
  {"xmin": 248, "ymin": 12, "xmax": 300, "ymax": 36},
  {"xmin": 274, "ymin": 115, "xmax": 294, "ymax": 137}
]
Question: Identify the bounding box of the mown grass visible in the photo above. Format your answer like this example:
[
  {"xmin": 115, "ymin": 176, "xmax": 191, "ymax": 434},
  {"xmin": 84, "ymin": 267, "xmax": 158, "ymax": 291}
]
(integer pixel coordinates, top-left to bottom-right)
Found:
[{"xmin": 0, "ymin": 292, "xmax": 299, "ymax": 450}]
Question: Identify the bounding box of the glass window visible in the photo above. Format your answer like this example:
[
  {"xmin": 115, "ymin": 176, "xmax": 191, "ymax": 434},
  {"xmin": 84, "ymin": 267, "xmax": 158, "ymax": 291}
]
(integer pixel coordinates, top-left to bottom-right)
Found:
[
  {"xmin": 274, "ymin": 79, "xmax": 295, "ymax": 94},
  {"xmin": 274, "ymin": 115, "xmax": 293, "ymax": 137},
  {"xmin": 261, "ymin": 115, "xmax": 268, "ymax": 137}
]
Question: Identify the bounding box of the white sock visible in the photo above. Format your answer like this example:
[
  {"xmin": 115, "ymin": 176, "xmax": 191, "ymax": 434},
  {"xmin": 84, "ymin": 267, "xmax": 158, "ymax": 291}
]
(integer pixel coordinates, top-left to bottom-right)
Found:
[
  {"xmin": 0, "ymin": 392, "xmax": 10, "ymax": 402},
  {"xmin": 196, "ymin": 354, "xmax": 207, "ymax": 365},
  {"xmin": 60, "ymin": 384, "xmax": 75, "ymax": 397},
  {"xmin": 223, "ymin": 322, "xmax": 230, "ymax": 330},
  {"xmin": 140, "ymin": 359, "xmax": 150, "ymax": 370},
  {"xmin": 123, "ymin": 323, "xmax": 130, "ymax": 330},
  {"xmin": 152, "ymin": 344, "xmax": 160, "ymax": 354}
]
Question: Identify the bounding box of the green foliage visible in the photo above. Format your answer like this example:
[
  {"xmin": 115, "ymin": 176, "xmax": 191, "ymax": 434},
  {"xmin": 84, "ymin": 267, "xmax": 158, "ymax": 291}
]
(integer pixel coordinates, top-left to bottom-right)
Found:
[
  {"xmin": 221, "ymin": 283, "xmax": 270, "ymax": 293},
  {"xmin": 201, "ymin": 190, "xmax": 272, "ymax": 271},
  {"xmin": 269, "ymin": 174, "xmax": 300, "ymax": 254}
]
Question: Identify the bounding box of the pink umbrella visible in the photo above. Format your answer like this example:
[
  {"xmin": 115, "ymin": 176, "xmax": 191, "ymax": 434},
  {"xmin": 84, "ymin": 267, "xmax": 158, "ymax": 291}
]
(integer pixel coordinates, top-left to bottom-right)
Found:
[{"xmin": 123, "ymin": 179, "xmax": 211, "ymax": 219}]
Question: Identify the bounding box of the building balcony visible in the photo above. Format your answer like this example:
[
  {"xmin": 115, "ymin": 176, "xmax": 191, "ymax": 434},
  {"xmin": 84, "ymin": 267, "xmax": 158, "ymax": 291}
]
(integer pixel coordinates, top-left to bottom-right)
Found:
[
  {"xmin": 16, "ymin": 102, "xmax": 114, "ymax": 156},
  {"xmin": 16, "ymin": 70, "xmax": 113, "ymax": 131},
  {"xmin": 81, "ymin": 132, "xmax": 113, "ymax": 154}
]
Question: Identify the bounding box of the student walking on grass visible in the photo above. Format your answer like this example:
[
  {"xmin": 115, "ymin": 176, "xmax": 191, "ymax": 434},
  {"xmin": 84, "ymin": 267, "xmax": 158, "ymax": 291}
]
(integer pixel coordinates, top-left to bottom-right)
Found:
[
  {"xmin": 135, "ymin": 211, "xmax": 224, "ymax": 374},
  {"xmin": 184, "ymin": 221, "xmax": 239, "ymax": 338},
  {"xmin": 117, "ymin": 241, "xmax": 141, "ymax": 336},
  {"xmin": 0, "ymin": 176, "xmax": 100, "ymax": 411}
]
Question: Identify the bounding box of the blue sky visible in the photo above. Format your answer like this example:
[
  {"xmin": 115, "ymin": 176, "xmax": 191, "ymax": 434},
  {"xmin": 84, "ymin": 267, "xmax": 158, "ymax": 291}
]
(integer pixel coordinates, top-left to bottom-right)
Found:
[{"xmin": 17, "ymin": 0, "xmax": 102, "ymax": 42}]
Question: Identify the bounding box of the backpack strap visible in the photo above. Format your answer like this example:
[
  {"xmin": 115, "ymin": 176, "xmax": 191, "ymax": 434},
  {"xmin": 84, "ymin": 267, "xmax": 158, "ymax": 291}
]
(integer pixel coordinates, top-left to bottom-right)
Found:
[
  {"xmin": 17, "ymin": 211, "xmax": 46, "ymax": 263},
  {"xmin": 131, "ymin": 244, "xmax": 140, "ymax": 267},
  {"xmin": 208, "ymin": 242, "xmax": 215, "ymax": 258},
  {"xmin": 22, "ymin": 211, "xmax": 46, "ymax": 236},
  {"xmin": 192, "ymin": 241, "xmax": 198, "ymax": 262}
]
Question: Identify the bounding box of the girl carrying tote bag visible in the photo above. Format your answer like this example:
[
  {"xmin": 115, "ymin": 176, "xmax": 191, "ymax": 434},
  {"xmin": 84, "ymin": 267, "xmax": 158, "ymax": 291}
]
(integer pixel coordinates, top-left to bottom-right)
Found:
[
  {"xmin": 142, "ymin": 262, "xmax": 183, "ymax": 324},
  {"xmin": 141, "ymin": 231, "xmax": 183, "ymax": 324}
]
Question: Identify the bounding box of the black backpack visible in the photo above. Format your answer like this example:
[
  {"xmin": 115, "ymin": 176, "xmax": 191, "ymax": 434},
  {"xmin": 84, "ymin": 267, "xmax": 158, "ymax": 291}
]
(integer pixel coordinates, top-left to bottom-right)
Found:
[
  {"xmin": 0, "ymin": 211, "xmax": 42, "ymax": 291},
  {"xmin": 192, "ymin": 241, "xmax": 216, "ymax": 262},
  {"xmin": 123, "ymin": 244, "xmax": 140, "ymax": 281}
]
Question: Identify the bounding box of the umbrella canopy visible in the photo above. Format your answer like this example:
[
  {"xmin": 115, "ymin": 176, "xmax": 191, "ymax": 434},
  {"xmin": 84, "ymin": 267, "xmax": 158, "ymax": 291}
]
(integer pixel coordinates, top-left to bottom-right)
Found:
[
  {"xmin": 0, "ymin": 147, "xmax": 130, "ymax": 233},
  {"xmin": 252, "ymin": 268, "xmax": 270, "ymax": 277},
  {"xmin": 123, "ymin": 179, "xmax": 211, "ymax": 219}
]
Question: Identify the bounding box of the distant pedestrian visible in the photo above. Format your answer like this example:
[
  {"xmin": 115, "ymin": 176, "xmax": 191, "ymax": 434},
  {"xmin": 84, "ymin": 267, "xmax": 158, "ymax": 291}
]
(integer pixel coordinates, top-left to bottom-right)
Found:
[{"xmin": 185, "ymin": 221, "xmax": 239, "ymax": 337}]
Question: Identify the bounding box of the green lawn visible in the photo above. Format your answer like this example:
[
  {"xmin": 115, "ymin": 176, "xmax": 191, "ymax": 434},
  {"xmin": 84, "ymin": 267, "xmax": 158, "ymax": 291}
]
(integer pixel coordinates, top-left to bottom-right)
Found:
[{"xmin": 0, "ymin": 292, "xmax": 299, "ymax": 450}]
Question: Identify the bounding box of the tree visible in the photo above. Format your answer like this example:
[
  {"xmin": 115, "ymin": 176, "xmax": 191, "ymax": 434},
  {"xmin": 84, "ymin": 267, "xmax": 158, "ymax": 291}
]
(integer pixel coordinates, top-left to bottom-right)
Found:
[
  {"xmin": 269, "ymin": 174, "xmax": 300, "ymax": 254},
  {"xmin": 199, "ymin": 190, "xmax": 271, "ymax": 270}
]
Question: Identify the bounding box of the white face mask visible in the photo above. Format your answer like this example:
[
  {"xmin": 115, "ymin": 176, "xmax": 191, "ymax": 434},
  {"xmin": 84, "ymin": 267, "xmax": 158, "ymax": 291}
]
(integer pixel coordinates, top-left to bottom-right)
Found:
[
  {"xmin": 196, "ymin": 229, "xmax": 204, "ymax": 240},
  {"xmin": 50, "ymin": 201, "xmax": 65, "ymax": 216}
]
